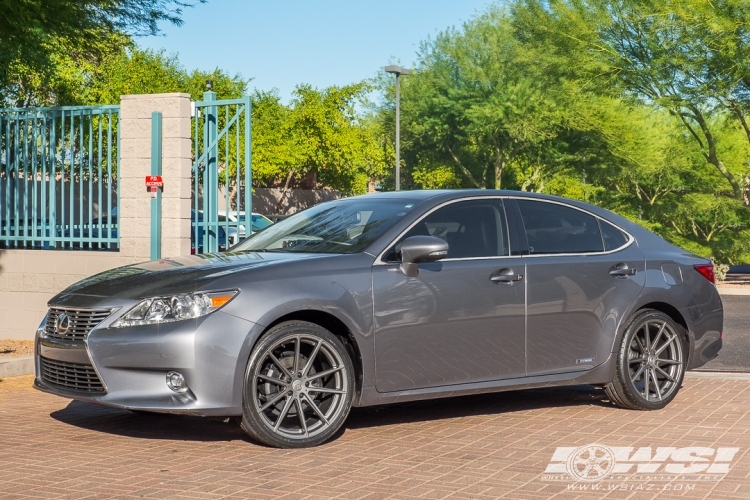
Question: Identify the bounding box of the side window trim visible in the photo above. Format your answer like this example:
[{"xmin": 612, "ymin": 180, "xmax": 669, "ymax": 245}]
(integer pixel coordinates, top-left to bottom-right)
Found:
[
  {"xmin": 504, "ymin": 199, "xmax": 529, "ymax": 256},
  {"xmin": 376, "ymin": 197, "xmax": 515, "ymax": 264},
  {"xmin": 509, "ymin": 197, "xmax": 634, "ymax": 257}
]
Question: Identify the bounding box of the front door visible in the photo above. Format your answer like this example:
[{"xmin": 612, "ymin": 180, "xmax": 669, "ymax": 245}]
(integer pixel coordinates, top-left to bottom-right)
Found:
[
  {"xmin": 513, "ymin": 199, "xmax": 646, "ymax": 376},
  {"xmin": 373, "ymin": 199, "xmax": 526, "ymax": 393}
]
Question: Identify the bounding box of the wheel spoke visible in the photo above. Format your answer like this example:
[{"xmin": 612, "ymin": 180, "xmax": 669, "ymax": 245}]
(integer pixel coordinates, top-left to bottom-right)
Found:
[
  {"xmin": 655, "ymin": 365, "xmax": 677, "ymax": 383},
  {"xmin": 652, "ymin": 322, "xmax": 666, "ymax": 350},
  {"xmin": 295, "ymin": 397, "xmax": 308, "ymax": 436},
  {"xmin": 655, "ymin": 335, "xmax": 676, "ymax": 355},
  {"xmin": 301, "ymin": 340, "xmax": 322, "ymax": 378},
  {"xmin": 257, "ymin": 373, "xmax": 288, "ymax": 386},
  {"xmin": 657, "ymin": 358, "xmax": 682, "ymax": 366},
  {"xmin": 651, "ymin": 368, "xmax": 663, "ymax": 401},
  {"xmin": 310, "ymin": 387, "xmax": 346, "ymax": 395},
  {"xmin": 631, "ymin": 363, "xmax": 646, "ymax": 384},
  {"xmin": 268, "ymin": 352, "xmax": 292, "ymax": 379},
  {"xmin": 635, "ymin": 334, "xmax": 647, "ymax": 354},
  {"xmin": 293, "ymin": 336, "xmax": 301, "ymax": 375},
  {"xmin": 273, "ymin": 395, "xmax": 295, "ymax": 431},
  {"xmin": 629, "ymin": 357, "xmax": 647, "ymax": 364},
  {"xmin": 306, "ymin": 365, "xmax": 343, "ymax": 382},
  {"xmin": 302, "ymin": 393, "xmax": 329, "ymax": 425},
  {"xmin": 259, "ymin": 388, "xmax": 289, "ymax": 412},
  {"xmin": 644, "ymin": 323, "xmax": 651, "ymax": 350},
  {"xmin": 643, "ymin": 365, "xmax": 650, "ymax": 400}
]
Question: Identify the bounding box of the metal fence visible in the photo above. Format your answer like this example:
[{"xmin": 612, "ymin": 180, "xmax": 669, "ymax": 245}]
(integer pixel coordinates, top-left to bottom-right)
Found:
[
  {"xmin": 0, "ymin": 105, "xmax": 119, "ymax": 250},
  {"xmin": 192, "ymin": 92, "xmax": 251, "ymax": 254}
]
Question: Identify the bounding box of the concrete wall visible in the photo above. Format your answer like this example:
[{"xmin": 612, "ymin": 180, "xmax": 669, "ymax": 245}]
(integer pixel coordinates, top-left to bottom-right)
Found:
[
  {"xmin": 0, "ymin": 250, "xmax": 142, "ymax": 339},
  {"xmin": 119, "ymin": 93, "xmax": 192, "ymax": 259},
  {"xmin": 194, "ymin": 186, "xmax": 341, "ymax": 215},
  {"xmin": 0, "ymin": 93, "xmax": 194, "ymax": 341}
]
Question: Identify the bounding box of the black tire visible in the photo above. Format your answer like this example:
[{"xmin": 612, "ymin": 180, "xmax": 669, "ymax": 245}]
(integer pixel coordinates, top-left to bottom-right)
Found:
[
  {"xmin": 239, "ymin": 321, "xmax": 355, "ymax": 448},
  {"xmin": 605, "ymin": 310, "xmax": 686, "ymax": 410}
]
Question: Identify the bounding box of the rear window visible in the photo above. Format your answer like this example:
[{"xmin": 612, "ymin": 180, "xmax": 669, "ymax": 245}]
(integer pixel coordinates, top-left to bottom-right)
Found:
[
  {"xmin": 516, "ymin": 200, "xmax": 604, "ymax": 255},
  {"xmin": 600, "ymin": 220, "xmax": 629, "ymax": 251}
]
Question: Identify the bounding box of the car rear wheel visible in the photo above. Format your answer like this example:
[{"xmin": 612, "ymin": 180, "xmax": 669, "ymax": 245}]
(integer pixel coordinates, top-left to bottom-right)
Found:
[
  {"xmin": 239, "ymin": 321, "xmax": 355, "ymax": 448},
  {"xmin": 605, "ymin": 310, "xmax": 686, "ymax": 410}
]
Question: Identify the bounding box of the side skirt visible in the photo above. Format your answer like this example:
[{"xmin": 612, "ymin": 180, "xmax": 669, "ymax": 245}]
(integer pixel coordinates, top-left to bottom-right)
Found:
[{"xmin": 354, "ymin": 354, "xmax": 615, "ymax": 407}]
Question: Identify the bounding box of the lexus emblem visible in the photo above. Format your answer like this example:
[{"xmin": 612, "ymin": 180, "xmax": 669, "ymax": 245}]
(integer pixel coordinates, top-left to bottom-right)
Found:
[{"xmin": 55, "ymin": 312, "xmax": 70, "ymax": 335}]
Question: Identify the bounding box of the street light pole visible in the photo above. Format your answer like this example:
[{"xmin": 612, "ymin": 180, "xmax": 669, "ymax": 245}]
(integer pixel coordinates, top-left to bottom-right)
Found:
[{"xmin": 385, "ymin": 65, "xmax": 411, "ymax": 191}]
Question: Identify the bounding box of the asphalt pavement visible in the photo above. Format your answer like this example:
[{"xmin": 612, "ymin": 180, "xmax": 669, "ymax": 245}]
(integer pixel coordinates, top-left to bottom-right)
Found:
[{"xmin": 698, "ymin": 294, "xmax": 750, "ymax": 372}]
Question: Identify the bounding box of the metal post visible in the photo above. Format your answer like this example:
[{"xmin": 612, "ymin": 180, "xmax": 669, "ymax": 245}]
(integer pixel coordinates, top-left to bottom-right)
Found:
[
  {"xmin": 150, "ymin": 111, "xmax": 162, "ymax": 260},
  {"xmin": 204, "ymin": 90, "xmax": 218, "ymax": 252},
  {"xmin": 385, "ymin": 65, "xmax": 410, "ymax": 191},
  {"xmin": 395, "ymin": 73, "xmax": 400, "ymax": 192}
]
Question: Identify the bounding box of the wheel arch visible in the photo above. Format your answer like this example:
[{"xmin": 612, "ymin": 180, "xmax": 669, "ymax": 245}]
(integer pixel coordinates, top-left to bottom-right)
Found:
[
  {"xmin": 632, "ymin": 301, "xmax": 692, "ymax": 366},
  {"xmin": 254, "ymin": 310, "xmax": 364, "ymax": 401}
]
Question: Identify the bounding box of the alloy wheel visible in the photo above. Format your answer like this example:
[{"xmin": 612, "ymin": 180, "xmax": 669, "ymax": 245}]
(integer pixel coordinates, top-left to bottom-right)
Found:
[
  {"xmin": 251, "ymin": 333, "xmax": 349, "ymax": 440},
  {"xmin": 627, "ymin": 319, "xmax": 683, "ymax": 402}
]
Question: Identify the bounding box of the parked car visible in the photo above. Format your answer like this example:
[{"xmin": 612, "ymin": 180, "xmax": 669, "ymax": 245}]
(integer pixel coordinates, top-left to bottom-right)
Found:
[
  {"xmin": 190, "ymin": 210, "xmax": 230, "ymax": 254},
  {"xmin": 35, "ymin": 190, "xmax": 722, "ymax": 448},
  {"xmin": 204, "ymin": 211, "xmax": 273, "ymax": 245}
]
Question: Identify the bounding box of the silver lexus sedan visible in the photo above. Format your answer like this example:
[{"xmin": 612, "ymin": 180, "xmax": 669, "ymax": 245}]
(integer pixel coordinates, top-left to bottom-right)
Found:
[{"xmin": 35, "ymin": 190, "xmax": 723, "ymax": 448}]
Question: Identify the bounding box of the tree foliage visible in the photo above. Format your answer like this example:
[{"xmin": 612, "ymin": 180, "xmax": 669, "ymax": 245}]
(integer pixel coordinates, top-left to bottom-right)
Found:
[{"xmin": 0, "ymin": 0, "xmax": 199, "ymax": 103}]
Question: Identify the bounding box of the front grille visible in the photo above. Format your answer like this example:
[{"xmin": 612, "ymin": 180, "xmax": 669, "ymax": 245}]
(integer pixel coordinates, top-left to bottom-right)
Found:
[
  {"xmin": 40, "ymin": 357, "xmax": 105, "ymax": 393},
  {"xmin": 45, "ymin": 308, "xmax": 112, "ymax": 342}
]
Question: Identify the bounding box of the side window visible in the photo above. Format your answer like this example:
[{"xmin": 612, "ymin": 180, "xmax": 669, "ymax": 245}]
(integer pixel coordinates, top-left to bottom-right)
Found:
[
  {"xmin": 387, "ymin": 200, "xmax": 509, "ymax": 261},
  {"xmin": 599, "ymin": 220, "xmax": 629, "ymax": 251},
  {"xmin": 516, "ymin": 200, "xmax": 603, "ymax": 255}
]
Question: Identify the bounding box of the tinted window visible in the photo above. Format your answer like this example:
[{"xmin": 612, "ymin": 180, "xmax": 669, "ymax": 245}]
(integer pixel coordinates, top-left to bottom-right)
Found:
[
  {"xmin": 388, "ymin": 199, "xmax": 509, "ymax": 260},
  {"xmin": 516, "ymin": 200, "xmax": 603, "ymax": 255},
  {"xmin": 600, "ymin": 220, "xmax": 629, "ymax": 251},
  {"xmin": 234, "ymin": 199, "xmax": 420, "ymax": 254}
]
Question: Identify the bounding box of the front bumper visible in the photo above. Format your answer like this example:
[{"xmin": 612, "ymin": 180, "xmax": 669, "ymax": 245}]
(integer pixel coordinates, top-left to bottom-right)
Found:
[{"xmin": 35, "ymin": 305, "xmax": 258, "ymax": 416}]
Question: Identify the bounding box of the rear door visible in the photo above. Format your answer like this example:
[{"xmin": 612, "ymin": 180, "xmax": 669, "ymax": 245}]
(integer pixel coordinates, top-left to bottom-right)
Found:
[{"xmin": 511, "ymin": 199, "xmax": 645, "ymax": 375}]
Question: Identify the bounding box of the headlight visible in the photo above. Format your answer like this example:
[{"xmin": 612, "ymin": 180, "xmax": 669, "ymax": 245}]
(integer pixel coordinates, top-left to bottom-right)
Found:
[{"xmin": 111, "ymin": 290, "xmax": 238, "ymax": 328}]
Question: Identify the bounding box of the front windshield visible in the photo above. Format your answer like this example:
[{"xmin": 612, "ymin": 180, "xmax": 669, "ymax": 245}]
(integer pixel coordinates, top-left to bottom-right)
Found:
[{"xmin": 234, "ymin": 198, "xmax": 421, "ymax": 254}]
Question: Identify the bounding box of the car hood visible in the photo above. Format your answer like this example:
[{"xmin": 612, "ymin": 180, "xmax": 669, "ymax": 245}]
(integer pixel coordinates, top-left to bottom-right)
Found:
[{"xmin": 52, "ymin": 251, "xmax": 328, "ymax": 301}]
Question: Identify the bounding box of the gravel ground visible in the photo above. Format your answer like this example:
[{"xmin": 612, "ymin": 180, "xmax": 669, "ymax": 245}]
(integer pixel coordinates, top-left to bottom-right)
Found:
[{"xmin": 0, "ymin": 340, "xmax": 34, "ymax": 358}]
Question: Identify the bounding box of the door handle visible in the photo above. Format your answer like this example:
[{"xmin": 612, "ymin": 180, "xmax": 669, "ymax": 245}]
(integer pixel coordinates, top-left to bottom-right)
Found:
[
  {"xmin": 609, "ymin": 263, "xmax": 637, "ymax": 278},
  {"xmin": 490, "ymin": 268, "xmax": 523, "ymax": 284}
]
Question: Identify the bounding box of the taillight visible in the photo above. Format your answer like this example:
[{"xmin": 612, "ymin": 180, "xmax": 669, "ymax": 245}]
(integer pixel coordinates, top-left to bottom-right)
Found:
[{"xmin": 693, "ymin": 264, "xmax": 715, "ymax": 284}]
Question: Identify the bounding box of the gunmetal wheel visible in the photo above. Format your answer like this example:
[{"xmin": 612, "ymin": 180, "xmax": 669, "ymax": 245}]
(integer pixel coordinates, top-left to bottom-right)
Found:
[
  {"xmin": 239, "ymin": 321, "xmax": 355, "ymax": 448},
  {"xmin": 605, "ymin": 310, "xmax": 686, "ymax": 410}
]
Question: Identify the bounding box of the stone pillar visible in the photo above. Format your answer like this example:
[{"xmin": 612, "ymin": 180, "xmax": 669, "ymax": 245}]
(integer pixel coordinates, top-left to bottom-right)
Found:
[{"xmin": 119, "ymin": 93, "xmax": 192, "ymax": 260}]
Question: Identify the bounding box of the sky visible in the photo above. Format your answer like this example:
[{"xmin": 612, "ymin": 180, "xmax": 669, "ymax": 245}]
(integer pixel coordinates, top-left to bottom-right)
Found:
[{"xmin": 140, "ymin": 0, "xmax": 495, "ymax": 101}]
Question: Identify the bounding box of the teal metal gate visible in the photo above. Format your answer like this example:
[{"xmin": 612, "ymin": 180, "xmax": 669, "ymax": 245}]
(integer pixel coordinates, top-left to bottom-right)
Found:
[
  {"xmin": 0, "ymin": 105, "xmax": 120, "ymax": 250},
  {"xmin": 192, "ymin": 92, "xmax": 252, "ymax": 254}
]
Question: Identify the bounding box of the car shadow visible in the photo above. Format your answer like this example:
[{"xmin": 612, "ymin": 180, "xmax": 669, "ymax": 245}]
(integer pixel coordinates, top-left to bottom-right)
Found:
[
  {"xmin": 50, "ymin": 384, "xmax": 612, "ymax": 443},
  {"xmin": 50, "ymin": 401, "xmax": 247, "ymax": 442}
]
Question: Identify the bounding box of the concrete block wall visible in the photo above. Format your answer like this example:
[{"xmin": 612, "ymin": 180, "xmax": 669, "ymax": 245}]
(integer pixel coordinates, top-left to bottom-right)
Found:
[
  {"xmin": 0, "ymin": 250, "xmax": 142, "ymax": 340},
  {"xmin": 0, "ymin": 93, "xmax": 194, "ymax": 340},
  {"xmin": 120, "ymin": 93, "xmax": 192, "ymax": 259}
]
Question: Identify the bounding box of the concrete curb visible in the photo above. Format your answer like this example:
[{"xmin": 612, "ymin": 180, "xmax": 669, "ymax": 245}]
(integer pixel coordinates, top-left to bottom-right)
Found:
[
  {"xmin": 0, "ymin": 356, "xmax": 34, "ymax": 378},
  {"xmin": 686, "ymin": 370, "xmax": 750, "ymax": 380},
  {"xmin": 717, "ymin": 287, "xmax": 750, "ymax": 296}
]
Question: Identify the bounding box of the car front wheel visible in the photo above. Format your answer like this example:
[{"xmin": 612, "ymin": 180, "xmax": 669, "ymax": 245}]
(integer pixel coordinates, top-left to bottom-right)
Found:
[
  {"xmin": 605, "ymin": 310, "xmax": 686, "ymax": 410},
  {"xmin": 239, "ymin": 321, "xmax": 355, "ymax": 448}
]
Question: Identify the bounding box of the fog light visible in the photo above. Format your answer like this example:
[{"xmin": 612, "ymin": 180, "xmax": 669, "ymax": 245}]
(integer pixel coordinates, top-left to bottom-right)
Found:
[{"xmin": 166, "ymin": 371, "xmax": 187, "ymax": 393}]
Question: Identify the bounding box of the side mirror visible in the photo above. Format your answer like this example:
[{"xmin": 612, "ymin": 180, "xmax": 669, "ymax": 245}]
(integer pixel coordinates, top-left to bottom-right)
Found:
[{"xmin": 399, "ymin": 235, "xmax": 449, "ymax": 277}]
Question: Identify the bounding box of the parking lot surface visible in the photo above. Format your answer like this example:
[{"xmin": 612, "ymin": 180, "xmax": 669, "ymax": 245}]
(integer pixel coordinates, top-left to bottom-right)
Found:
[{"xmin": 1, "ymin": 373, "xmax": 749, "ymax": 499}]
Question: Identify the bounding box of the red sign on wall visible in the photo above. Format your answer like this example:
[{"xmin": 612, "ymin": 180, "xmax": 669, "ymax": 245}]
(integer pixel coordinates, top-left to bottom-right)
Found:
[{"xmin": 145, "ymin": 175, "xmax": 163, "ymax": 188}]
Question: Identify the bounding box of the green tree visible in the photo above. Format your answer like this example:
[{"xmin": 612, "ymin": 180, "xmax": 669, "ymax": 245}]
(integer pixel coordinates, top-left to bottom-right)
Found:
[
  {"xmin": 397, "ymin": 8, "xmax": 566, "ymax": 190},
  {"xmin": 0, "ymin": 0, "xmax": 200, "ymax": 105},
  {"xmin": 513, "ymin": 0, "xmax": 750, "ymax": 201}
]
